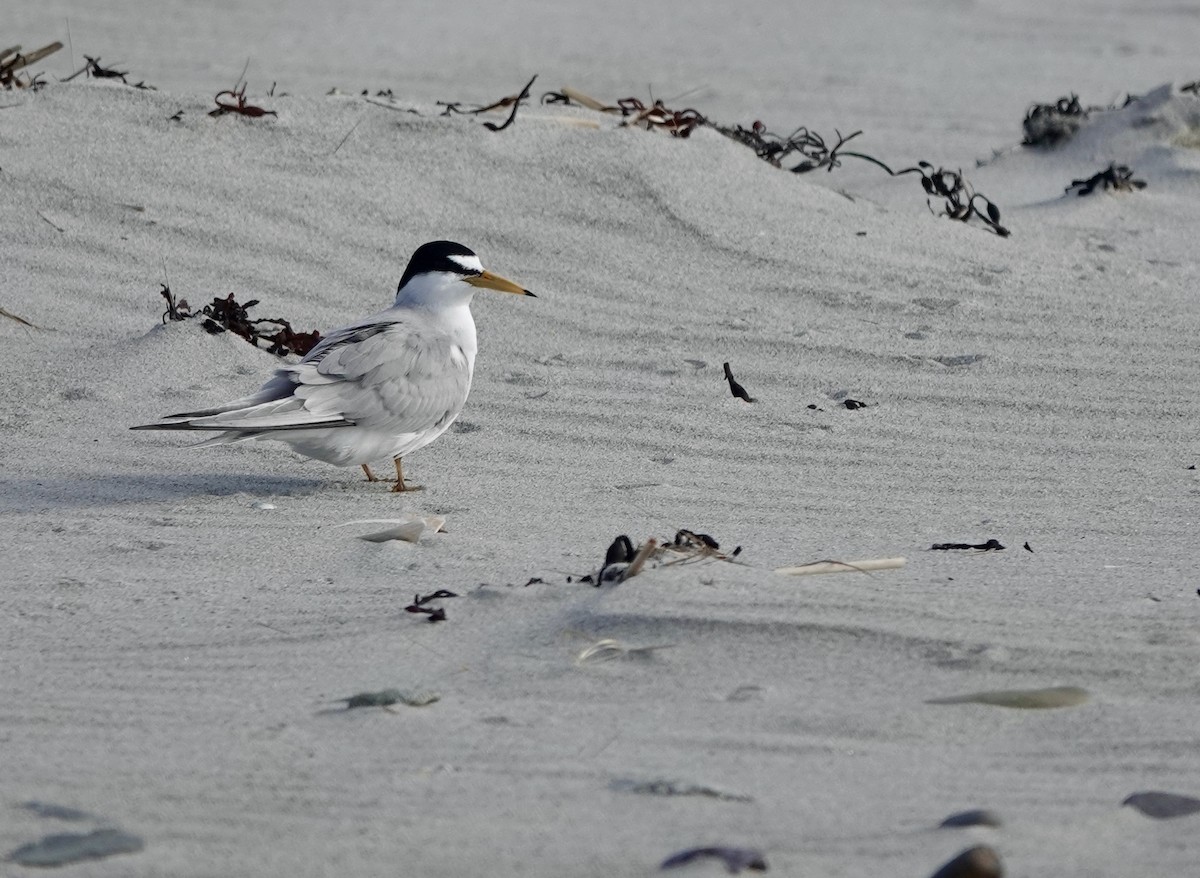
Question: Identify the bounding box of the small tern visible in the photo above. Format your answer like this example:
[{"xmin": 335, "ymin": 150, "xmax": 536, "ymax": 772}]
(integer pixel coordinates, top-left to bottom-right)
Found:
[{"xmin": 132, "ymin": 240, "xmax": 534, "ymax": 491}]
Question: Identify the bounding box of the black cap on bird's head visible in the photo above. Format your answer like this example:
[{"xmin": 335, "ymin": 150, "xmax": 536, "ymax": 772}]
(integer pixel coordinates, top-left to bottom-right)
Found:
[{"xmin": 396, "ymin": 240, "xmax": 535, "ymax": 297}]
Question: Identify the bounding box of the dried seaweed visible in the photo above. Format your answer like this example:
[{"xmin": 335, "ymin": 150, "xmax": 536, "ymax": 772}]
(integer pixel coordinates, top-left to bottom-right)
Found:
[
  {"xmin": 613, "ymin": 97, "xmax": 705, "ymax": 137},
  {"xmin": 596, "ymin": 530, "xmax": 742, "ymax": 584},
  {"xmin": 1, "ymin": 41, "xmax": 61, "ymax": 89},
  {"xmin": 210, "ymin": 83, "xmax": 276, "ymax": 118},
  {"xmin": 404, "ymin": 589, "xmax": 458, "ymax": 622},
  {"xmin": 1022, "ymin": 94, "xmax": 1088, "ymax": 147},
  {"xmin": 61, "ymin": 55, "xmax": 155, "ymax": 90},
  {"xmin": 156, "ymin": 286, "xmax": 321, "ymax": 357},
  {"xmin": 159, "ymin": 283, "xmax": 189, "ymax": 322},
  {"xmin": 723, "ymin": 362, "xmax": 755, "ymax": 403},
  {"xmin": 1021, "ymin": 92, "xmax": 1140, "ymax": 147},
  {"xmin": 930, "ymin": 539, "xmax": 1005, "ymax": 551},
  {"xmin": 542, "ymin": 89, "xmax": 703, "ymax": 137},
  {"xmin": 710, "ymin": 123, "xmax": 1007, "ymax": 233},
  {"xmin": 1065, "ymin": 163, "xmax": 1146, "ymax": 196},
  {"xmin": 551, "ymin": 87, "xmax": 1011, "ymax": 233},
  {"xmin": 439, "ymin": 74, "xmax": 538, "ymax": 132},
  {"xmin": 1183, "ymin": 80, "xmax": 1200, "ymax": 96},
  {"xmin": 714, "ymin": 121, "xmax": 861, "ymax": 171}
]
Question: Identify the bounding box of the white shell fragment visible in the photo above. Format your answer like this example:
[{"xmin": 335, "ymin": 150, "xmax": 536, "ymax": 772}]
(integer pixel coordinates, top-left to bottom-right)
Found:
[{"xmin": 337, "ymin": 515, "xmax": 447, "ymax": 543}]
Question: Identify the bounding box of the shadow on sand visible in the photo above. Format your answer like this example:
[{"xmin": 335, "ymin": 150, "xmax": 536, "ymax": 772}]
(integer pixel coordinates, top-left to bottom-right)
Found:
[{"xmin": 3, "ymin": 472, "xmax": 332, "ymax": 510}]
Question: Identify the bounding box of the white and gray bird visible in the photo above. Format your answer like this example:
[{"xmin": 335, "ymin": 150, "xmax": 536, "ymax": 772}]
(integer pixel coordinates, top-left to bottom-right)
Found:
[{"xmin": 132, "ymin": 241, "xmax": 534, "ymax": 491}]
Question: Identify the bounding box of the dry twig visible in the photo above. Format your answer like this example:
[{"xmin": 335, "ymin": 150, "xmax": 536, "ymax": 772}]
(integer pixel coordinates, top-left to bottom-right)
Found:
[{"xmin": 0, "ymin": 41, "xmax": 62, "ymax": 89}]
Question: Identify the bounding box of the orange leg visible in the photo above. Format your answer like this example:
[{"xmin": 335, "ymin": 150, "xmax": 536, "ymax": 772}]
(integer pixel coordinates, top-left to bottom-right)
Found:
[
  {"xmin": 361, "ymin": 464, "xmax": 380, "ymax": 482},
  {"xmin": 390, "ymin": 457, "xmax": 423, "ymax": 493}
]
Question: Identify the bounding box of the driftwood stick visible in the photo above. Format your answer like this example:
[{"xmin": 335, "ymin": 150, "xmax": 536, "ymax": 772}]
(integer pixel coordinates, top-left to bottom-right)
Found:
[{"xmin": 775, "ymin": 557, "xmax": 907, "ymax": 576}]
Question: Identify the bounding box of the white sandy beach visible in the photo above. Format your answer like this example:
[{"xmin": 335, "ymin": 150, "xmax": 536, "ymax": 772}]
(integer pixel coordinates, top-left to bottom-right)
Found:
[{"xmin": 3, "ymin": 2, "xmax": 1200, "ymax": 876}]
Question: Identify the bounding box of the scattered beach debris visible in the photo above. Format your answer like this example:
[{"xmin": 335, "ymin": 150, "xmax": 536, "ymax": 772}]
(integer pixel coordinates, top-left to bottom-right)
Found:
[
  {"xmin": 1022, "ymin": 94, "xmax": 1088, "ymax": 147},
  {"xmin": 338, "ymin": 514, "xmax": 446, "ymax": 543},
  {"xmin": 723, "ymin": 362, "xmax": 755, "ymax": 403},
  {"xmin": 159, "ymin": 283, "xmax": 189, "ymax": 322},
  {"xmin": 60, "ymin": 55, "xmax": 154, "ymax": 90},
  {"xmin": 6, "ymin": 828, "xmax": 144, "ymax": 868},
  {"xmin": 440, "ymin": 74, "xmax": 538, "ymax": 132},
  {"xmin": 716, "ymin": 120, "xmax": 858, "ymax": 171},
  {"xmin": 18, "ymin": 802, "xmax": 94, "ymax": 822},
  {"xmin": 774, "ymin": 557, "xmax": 907, "ymax": 576},
  {"xmin": 611, "ymin": 778, "xmax": 753, "ymax": 803},
  {"xmin": 597, "ymin": 530, "xmax": 742, "ymax": 584},
  {"xmin": 930, "ymin": 540, "xmax": 1005, "ymax": 552},
  {"xmin": 1122, "ymin": 791, "xmax": 1200, "ymax": 819},
  {"xmin": 341, "ymin": 688, "xmax": 440, "ymax": 709},
  {"xmin": 842, "ymin": 398, "xmax": 867, "ymax": 410},
  {"xmin": 209, "ymin": 83, "xmax": 276, "ymax": 118},
  {"xmin": 939, "ymin": 809, "xmax": 1003, "ymax": 829},
  {"xmin": 576, "ymin": 638, "xmax": 674, "ymax": 665},
  {"xmin": 926, "ymin": 845, "xmax": 1002, "ymax": 878},
  {"xmin": 717, "ymin": 124, "xmax": 1008, "ymax": 235},
  {"xmin": 157, "ymin": 286, "xmax": 322, "ymax": 357},
  {"xmin": 1023, "ymin": 542, "xmax": 1033, "ymax": 552},
  {"xmin": 909, "ymin": 164, "xmax": 1009, "ymax": 235},
  {"xmin": 927, "ymin": 685, "xmax": 1090, "ymax": 709},
  {"xmin": 1183, "ymin": 80, "xmax": 1200, "ymax": 96},
  {"xmin": 1, "ymin": 41, "xmax": 62, "ymax": 89},
  {"xmin": 404, "ymin": 589, "xmax": 458, "ymax": 622},
  {"xmin": 542, "ymin": 88, "xmax": 704, "ymax": 137},
  {"xmin": 660, "ymin": 846, "xmax": 768, "ymax": 873},
  {"xmin": 546, "ymin": 87, "xmax": 1009, "ymax": 235},
  {"xmin": 1065, "ymin": 163, "xmax": 1146, "ymax": 196},
  {"xmin": 613, "ymin": 97, "xmax": 705, "ymax": 137}
]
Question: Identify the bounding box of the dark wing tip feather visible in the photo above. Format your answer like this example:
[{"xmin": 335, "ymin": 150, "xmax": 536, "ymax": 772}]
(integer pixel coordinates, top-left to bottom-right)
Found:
[
  {"xmin": 130, "ymin": 421, "xmax": 199, "ymax": 431},
  {"xmin": 130, "ymin": 418, "xmax": 358, "ymax": 432}
]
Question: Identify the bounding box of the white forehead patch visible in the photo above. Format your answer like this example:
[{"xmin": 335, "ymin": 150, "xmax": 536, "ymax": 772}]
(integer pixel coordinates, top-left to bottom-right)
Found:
[{"xmin": 448, "ymin": 254, "xmax": 484, "ymax": 274}]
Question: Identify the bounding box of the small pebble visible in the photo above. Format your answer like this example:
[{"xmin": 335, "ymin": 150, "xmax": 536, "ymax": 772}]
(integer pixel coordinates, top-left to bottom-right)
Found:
[
  {"xmin": 927, "ymin": 685, "xmax": 1089, "ymax": 709},
  {"xmin": 1122, "ymin": 791, "xmax": 1200, "ymax": 819},
  {"xmin": 7, "ymin": 829, "xmax": 144, "ymax": 867},
  {"xmin": 252, "ymin": 501, "xmax": 276, "ymax": 510},
  {"xmin": 19, "ymin": 801, "xmax": 93, "ymax": 822},
  {"xmin": 342, "ymin": 688, "xmax": 440, "ymax": 709},
  {"xmin": 939, "ymin": 809, "xmax": 1003, "ymax": 829},
  {"xmin": 660, "ymin": 846, "xmax": 767, "ymax": 873},
  {"xmin": 927, "ymin": 844, "xmax": 1003, "ymax": 878}
]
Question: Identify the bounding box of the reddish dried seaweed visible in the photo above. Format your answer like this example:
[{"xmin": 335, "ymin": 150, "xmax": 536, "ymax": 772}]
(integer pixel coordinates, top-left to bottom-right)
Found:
[{"xmin": 157, "ymin": 285, "xmax": 320, "ymax": 357}]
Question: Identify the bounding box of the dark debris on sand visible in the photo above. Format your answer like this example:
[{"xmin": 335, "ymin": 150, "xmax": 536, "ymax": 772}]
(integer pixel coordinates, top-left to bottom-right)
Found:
[
  {"xmin": 158, "ymin": 285, "xmax": 322, "ymax": 357},
  {"xmin": 1065, "ymin": 163, "xmax": 1146, "ymax": 196}
]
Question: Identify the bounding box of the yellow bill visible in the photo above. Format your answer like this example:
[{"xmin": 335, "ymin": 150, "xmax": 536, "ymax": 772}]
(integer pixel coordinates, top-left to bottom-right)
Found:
[{"xmin": 465, "ymin": 270, "xmax": 535, "ymax": 297}]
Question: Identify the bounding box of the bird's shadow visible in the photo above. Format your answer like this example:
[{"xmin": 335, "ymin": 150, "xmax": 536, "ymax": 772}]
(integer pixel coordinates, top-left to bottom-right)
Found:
[{"xmin": 4, "ymin": 472, "xmax": 332, "ymax": 511}]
